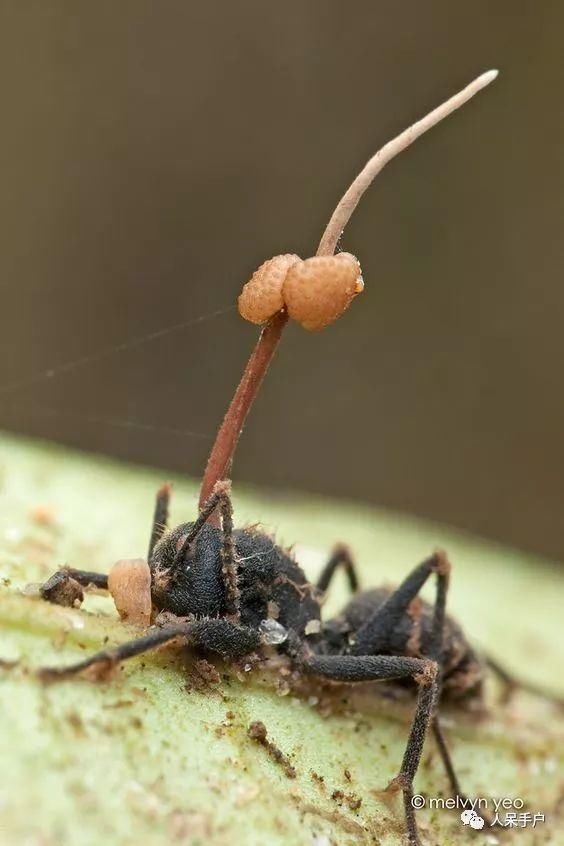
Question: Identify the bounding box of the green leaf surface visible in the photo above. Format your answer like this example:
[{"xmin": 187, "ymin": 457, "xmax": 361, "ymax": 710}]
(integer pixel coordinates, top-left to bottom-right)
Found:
[{"xmin": 0, "ymin": 432, "xmax": 562, "ymax": 846}]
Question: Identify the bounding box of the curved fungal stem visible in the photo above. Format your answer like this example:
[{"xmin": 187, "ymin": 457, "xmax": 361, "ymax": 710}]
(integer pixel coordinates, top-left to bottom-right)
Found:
[
  {"xmin": 317, "ymin": 70, "xmax": 498, "ymax": 257},
  {"xmin": 199, "ymin": 70, "xmax": 498, "ymax": 514},
  {"xmin": 199, "ymin": 310, "xmax": 288, "ymax": 509}
]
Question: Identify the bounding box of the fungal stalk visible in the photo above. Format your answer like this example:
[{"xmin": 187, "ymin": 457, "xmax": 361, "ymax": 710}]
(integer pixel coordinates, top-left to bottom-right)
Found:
[{"xmin": 199, "ymin": 70, "xmax": 498, "ymax": 512}]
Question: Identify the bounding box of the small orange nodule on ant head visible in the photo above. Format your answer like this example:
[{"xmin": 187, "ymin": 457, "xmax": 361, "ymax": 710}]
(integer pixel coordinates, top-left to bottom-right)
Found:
[
  {"xmin": 107, "ymin": 558, "xmax": 152, "ymax": 627},
  {"xmin": 238, "ymin": 252, "xmax": 363, "ymax": 331}
]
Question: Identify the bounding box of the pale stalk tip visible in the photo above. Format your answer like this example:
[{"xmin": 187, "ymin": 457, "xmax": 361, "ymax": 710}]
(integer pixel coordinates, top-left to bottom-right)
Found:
[{"xmin": 476, "ymin": 69, "xmax": 499, "ymax": 87}]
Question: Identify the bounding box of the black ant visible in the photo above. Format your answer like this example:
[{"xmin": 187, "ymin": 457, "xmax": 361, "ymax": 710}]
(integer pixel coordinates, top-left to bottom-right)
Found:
[
  {"xmin": 32, "ymin": 72, "xmax": 548, "ymax": 846},
  {"xmin": 40, "ymin": 479, "xmax": 490, "ymax": 846}
]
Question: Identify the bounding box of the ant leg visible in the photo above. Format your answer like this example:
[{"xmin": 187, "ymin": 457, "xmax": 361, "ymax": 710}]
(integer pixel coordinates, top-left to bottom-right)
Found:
[
  {"xmin": 349, "ymin": 551, "xmax": 467, "ymax": 810},
  {"xmin": 431, "ymin": 715, "xmax": 493, "ymax": 824},
  {"xmin": 176, "ymin": 480, "xmax": 240, "ymax": 619},
  {"xmin": 431, "ymin": 717, "xmax": 464, "ymax": 798},
  {"xmin": 408, "ymin": 561, "xmax": 465, "ymax": 798},
  {"xmin": 215, "ymin": 481, "xmax": 240, "ymax": 620},
  {"xmin": 40, "ymin": 483, "xmax": 174, "ymax": 607},
  {"xmin": 40, "ymin": 567, "xmax": 108, "ymax": 607},
  {"xmin": 406, "ymin": 559, "xmax": 477, "ymax": 813},
  {"xmin": 40, "ymin": 483, "xmax": 173, "ymax": 608},
  {"xmin": 351, "ymin": 551, "xmax": 450, "ymax": 656},
  {"xmin": 303, "ymin": 652, "xmax": 438, "ymax": 846},
  {"xmin": 38, "ymin": 618, "xmax": 261, "ymax": 682},
  {"xmin": 316, "ymin": 544, "xmax": 360, "ymax": 595},
  {"xmin": 43, "ymin": 568, "xmax": 108, "ymax": 591},
  {"xmin": 38, "ymin": 624, "xmax": 189, "ymax": 682},
  {"xmin": 485, "ymin": 654, "xmax": 564, "ymax": 707},
  {"xmin": 148, "ymin": 483, "xmax": 172, "ymax": 560}
]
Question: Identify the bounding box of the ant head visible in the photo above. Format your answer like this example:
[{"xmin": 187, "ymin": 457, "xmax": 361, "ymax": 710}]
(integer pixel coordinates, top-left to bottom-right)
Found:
[{"xmin": 149, "ymin": 522, "xmax": 227, "ymax": 618}]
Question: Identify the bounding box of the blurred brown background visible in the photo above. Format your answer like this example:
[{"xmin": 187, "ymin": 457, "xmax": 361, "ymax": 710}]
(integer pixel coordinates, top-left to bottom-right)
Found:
[{"xmin": 0, "ymin": 2, "xmax": 563, "ymax": 560}]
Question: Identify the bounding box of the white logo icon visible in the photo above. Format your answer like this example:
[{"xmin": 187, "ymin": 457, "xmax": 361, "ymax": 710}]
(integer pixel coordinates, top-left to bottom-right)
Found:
[{"xmin": 460, "ymin": 809, "xmax": 485, "ymax": 829}]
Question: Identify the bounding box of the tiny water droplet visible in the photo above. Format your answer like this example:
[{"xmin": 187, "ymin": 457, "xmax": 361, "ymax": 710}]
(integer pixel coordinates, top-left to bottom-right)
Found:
[{"xmin": 259, "ymin": 618, "xmax": 288, "ymax": 645}]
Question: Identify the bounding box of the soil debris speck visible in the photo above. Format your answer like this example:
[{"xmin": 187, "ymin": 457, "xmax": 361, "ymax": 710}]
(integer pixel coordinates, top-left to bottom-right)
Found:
[
  {"xmin": 247, "ymin": 720, "xmax": 296, "ymax": 778},
  {"xmin": 186, "ymin": 659, "xmax": 222, "ymax": 694},
  {"xmin": 290, "ymin": 798, "xmax": 366, "ymax": 836},
  {"xmin": 331, "ymin": 789, "xmax": 362, "ymax": 811},
  {"xmin": 40, "ymin": 571, "xmax": 84, "ymax": 608},
  {"xmin": 310, "ymin": 771, "xmax": 326, "ymax": 791},
  {"xmin": 66, "ymin": 710, "xmax": 85, "ymax": 736}
]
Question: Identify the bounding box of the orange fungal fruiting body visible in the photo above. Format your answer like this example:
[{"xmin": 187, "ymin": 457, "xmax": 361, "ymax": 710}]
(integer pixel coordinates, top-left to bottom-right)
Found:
[
  {"xmin": 238, "ymin": 254, "xmax": 301, "ymax": 325},
  {"xmin": 238, "ymin": 252, "xmax": 363, "ymax": 331},
  {"xmin": 283, "ymin": 252, "xmax": 363, "ymax": 331}
]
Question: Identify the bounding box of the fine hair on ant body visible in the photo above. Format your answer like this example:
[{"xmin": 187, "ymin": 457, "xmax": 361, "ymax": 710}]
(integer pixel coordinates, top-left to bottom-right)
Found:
[{"xmin": 33, "ymin": 72, "xmax": 550, "ymax": 846}]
